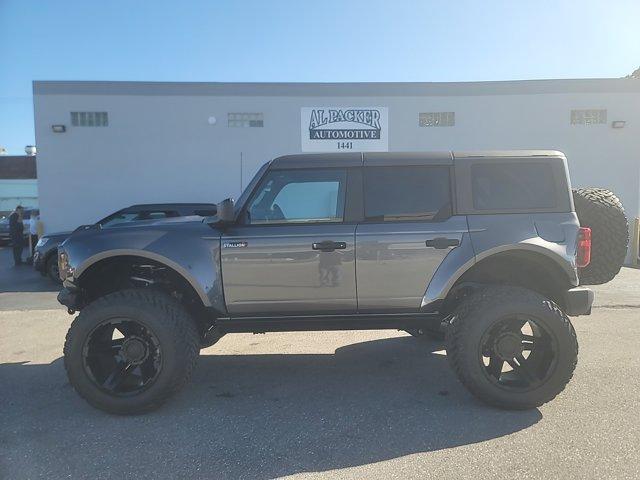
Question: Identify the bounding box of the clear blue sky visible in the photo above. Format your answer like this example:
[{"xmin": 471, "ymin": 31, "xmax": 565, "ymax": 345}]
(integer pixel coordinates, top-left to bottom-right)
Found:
[{"xmin": 1, "ymin": 0, "xmax": 638, "ymax": 154}]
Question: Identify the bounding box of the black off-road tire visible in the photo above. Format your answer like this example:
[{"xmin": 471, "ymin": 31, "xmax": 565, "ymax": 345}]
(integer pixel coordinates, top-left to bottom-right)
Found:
[
  {"xmin": 572, "ymin": 187, "xmax": 628, "ymax": 285},
  {"xmin": 446, "ymin": 286, "xmax": 578, "ymax": 410},
  {"xmin": 63, "ymin": 289, "xmax": 200, "ymax": 414},
  {"xmin": 46, "ymin": 253, "xmax": 62, "ymax": 284}
]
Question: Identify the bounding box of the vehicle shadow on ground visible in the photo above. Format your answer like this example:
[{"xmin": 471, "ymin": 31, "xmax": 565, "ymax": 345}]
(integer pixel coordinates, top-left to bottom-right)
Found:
[
  {"xmin": 0, "ymin": 247, "xmax": 59, "ymax": 293},
  {"xmin": 0, "ymin": 273, "xmax": 59, "ymax": 292},
  {"xmin": 1, "ymin": 336, "xmax": 541, "ymax": 480}
]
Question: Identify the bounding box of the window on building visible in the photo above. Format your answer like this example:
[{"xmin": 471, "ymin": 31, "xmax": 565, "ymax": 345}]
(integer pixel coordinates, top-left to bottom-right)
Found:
[
  {"xmin": 471, "ymin": 162, "xmax": 557, "ymax": 210},
  {"xmin": 71, "ymin": 112, "xmax": 109, "ymax": 127},
  {"xmin": 570, "ymin": 109, "xmax": 607, "ymax": 125},
  {"xmin": 247, "ymin": 169, "xmax": 346, "ymax": 224},
  {"xmin": 364, "ymin": 166, "xmax": 451, "ymax": 222},
  {"xmin": 419, "ymin": 112, "xmax": 455, "ymax": 127},
  {"xmin": 228, "ymin": 112, "xmax": 264, "ymax": 128}
]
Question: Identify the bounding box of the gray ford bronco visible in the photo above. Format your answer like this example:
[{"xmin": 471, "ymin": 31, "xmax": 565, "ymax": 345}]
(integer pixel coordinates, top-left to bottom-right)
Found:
[{"xmin": 57, "ymin": 151, "xmax": 629, "ymax": 414}]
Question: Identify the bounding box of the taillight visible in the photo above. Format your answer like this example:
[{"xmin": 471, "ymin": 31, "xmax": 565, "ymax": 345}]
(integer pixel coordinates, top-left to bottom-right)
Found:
[{"xmin": 576, "ymin": 227, "xmax": 591, "ymax": 268}]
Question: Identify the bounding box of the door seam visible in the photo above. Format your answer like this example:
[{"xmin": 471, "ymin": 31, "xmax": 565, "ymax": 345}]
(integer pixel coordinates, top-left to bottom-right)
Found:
[{"xmin": 354, "ymin": 224, "xmax": 359, "ymax": 313}]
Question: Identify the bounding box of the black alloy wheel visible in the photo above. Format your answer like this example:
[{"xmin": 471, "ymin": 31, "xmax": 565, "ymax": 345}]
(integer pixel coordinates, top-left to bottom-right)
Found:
[
  {"xmin": 64, "ymin": 289, "xmax": 200, "ymax": 414},
  {"xmin": 83, "ymin": 318, "xmax": 162, "ymax": 396},
  {"xmin": 46, "ymin": 254, "xmax": 61, "ymax": 283},
  {"xmin": 479, "ymin": 315, "xmax": 557, "ymax": 391},
  {"xmin": 446, "ymin": 286, "xmax": 578, "ymax": 409}
]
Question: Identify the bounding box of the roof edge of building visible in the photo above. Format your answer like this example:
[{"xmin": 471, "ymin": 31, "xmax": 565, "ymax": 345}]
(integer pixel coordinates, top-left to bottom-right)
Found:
[{"xmin": 32, "ymin": 78, "xmax": 640, "ymax": 97}]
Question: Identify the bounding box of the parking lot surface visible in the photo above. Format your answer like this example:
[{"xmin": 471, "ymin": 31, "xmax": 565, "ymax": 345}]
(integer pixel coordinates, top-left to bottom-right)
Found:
[{"xmin": 1, "ymin": 247, "xmax": 639, "ymax": 479}]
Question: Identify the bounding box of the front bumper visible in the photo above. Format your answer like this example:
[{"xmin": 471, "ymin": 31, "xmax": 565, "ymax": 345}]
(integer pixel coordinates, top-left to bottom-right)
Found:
[
  {"xmin": 563, "ymin": 286, "xmax": 594, "ymax": 316},
  {"xmin": 57, "ymin": 287, "xmax": 85, "ymax": 312}
]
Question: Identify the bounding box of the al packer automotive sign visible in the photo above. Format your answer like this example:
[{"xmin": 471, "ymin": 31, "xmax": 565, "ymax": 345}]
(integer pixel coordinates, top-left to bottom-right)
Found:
[{"xmin": 301, "ymin": 107, "xmax": 388, "ymax": 152}]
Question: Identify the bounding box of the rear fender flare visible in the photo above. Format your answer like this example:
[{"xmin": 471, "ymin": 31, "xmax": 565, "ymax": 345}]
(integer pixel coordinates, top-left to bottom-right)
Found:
[{"xmin": 421, "ymin": 239, "xmax": 577, "ymax": 311}]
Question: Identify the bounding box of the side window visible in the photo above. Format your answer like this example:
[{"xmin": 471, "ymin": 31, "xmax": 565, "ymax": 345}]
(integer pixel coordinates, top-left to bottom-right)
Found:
[
  {"xmin": 364, "ymin": 166, "xmax": 451, "ymax": 222},
  {"xmin": 139, "ymin": 211, "xmax": 177, "ymax": 220},
  {"xmin": 247, "ymin": 169, "xmax": 347, "ymax": 224},
  {"xmin": 100, "ymin": 212, "xmax": 139, "ymax": 227},
  {"xmin": 100, "ymin": 210, "xmax": 176, "ymax": 227},
  {"xmin": 471, "ymin": 162, "xmax": 557, "ymax": 210}
]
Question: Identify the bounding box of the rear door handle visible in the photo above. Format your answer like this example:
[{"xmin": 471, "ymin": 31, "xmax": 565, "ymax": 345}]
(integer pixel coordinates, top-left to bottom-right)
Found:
[
  {"xmin": 426, "ymin": 237, "xmax": 460, "ymax": 249},
  {"xmin": 312, "ymin": 241, "xmax": 347, "ymax": 252}
]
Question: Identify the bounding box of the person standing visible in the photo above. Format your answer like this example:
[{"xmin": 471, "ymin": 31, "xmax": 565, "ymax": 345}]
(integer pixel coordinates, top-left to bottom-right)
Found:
[
  {"xmin": 29, "ymin": 210, "xmax": 39, "ymax": 258},
  {"xmin": 9, "ymin": 205, "xmax": 25, "ymax": 266}
]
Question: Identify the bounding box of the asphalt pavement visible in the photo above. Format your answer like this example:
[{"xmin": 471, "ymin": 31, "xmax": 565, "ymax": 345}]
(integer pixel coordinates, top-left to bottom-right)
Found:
[
  {"xmin": 0, "ymin": 247, "xmax": 60, "ymax": 311},
  {"xmin": 1, "ymin": 246, "xmax": 639, "ymax": 479}
]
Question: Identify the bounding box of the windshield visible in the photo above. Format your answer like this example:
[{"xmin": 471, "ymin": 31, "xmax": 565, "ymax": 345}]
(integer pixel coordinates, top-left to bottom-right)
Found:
[
  {"xmin": 233, "ymin": 162, "xmax": 271, "ymax": 215},
  {"xmin": 100, "ymin": 212, "xmax": 141, "ymax": 227}
]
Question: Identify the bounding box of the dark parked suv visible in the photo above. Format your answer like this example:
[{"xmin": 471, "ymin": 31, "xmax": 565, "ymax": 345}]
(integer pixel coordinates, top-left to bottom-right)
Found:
[
  {"xmin": 0, "ymin": 208, "xmax": 39, "ymax": 245},
  {"xmin": 33, "ymin": 203, "xmax": 216, "ymax": 282},
  {"xmin": 56, "ymin": 151, "xmax": 628, "ymax": 414}
]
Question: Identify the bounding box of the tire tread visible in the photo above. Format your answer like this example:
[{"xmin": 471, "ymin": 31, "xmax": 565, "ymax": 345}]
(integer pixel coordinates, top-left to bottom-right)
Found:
[
  {"xmin": 446, "ymin": 286, "xmax": 578, "ymax": 409},
  {"xmin": 572, "ymin": 187, "xmax": 628, "ymax": 285},
  {"xmin": 63, "ymin": 289, "xmax": 200, "ymax": 414}
]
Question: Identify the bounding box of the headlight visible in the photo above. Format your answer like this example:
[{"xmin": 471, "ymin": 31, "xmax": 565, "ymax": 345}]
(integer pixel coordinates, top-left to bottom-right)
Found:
[
  {"xmin": 36, "ymin": 237, "xmax": 49, "ymax": 248},
  {"xmin": 58, "ymin": 250, "xmax": 74, "ymax": 281}
]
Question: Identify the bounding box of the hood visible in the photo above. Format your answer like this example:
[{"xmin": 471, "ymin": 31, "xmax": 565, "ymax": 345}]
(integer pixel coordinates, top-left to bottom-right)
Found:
[
  {"xmin": 62, "ymin": 215, "xmax": 211, "ymax": 246},
  {"xmin": 43, "ymin": 231, "xmax": 73, "ymax": 240}
]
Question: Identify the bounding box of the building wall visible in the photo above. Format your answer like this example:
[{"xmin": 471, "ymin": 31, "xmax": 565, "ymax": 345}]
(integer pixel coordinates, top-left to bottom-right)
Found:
[{"xmin": 34, "ymin": 82, "xmax": 640, "ymax": 234}]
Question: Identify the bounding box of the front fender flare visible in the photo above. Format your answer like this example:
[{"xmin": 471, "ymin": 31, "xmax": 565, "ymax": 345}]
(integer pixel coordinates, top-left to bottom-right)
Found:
[{"xmin": 75, "ymin": 249, "xmax": 213, "ymax": 308}]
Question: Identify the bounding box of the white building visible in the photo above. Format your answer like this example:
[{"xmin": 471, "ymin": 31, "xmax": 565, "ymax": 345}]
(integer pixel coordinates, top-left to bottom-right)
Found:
[{"xmin": 33, "ymin": 79, "xmax": 640, "ymax": 233}]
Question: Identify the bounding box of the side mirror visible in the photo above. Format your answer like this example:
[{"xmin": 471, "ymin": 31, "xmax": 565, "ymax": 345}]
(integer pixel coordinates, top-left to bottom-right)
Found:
[{"xmin": 216, "ymin": 198, "xmax": 235, "ymax": 224}]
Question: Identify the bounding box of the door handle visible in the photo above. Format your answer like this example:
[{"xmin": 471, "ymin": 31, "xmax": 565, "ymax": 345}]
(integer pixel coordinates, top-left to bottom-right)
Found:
[
  {"xmin": 426, "ymin": 237, "xmax": 460, "ymax": 249},
  {"xmin": 312, "ymin": 241, "xmax": 347, "ymax": 252}
]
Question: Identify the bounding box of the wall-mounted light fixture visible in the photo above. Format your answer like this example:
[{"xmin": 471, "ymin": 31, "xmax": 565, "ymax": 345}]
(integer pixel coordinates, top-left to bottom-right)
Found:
[
  {"xmin": 611, "ymin": 120, "xmax": 626, "ymax": 129},
  {"xmin": 208, "ymin": 116, "xmax": 217, "ymax": 125},
  {"xmin": 52, "ymin": 125, "xmax": 66, "ymax": 133}
]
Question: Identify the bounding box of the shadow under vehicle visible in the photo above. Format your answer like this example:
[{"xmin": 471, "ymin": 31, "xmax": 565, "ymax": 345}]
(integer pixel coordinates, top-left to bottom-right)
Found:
[{"xmin": 0, "ymin": 336, "xmax": 542, "ymax": 479}]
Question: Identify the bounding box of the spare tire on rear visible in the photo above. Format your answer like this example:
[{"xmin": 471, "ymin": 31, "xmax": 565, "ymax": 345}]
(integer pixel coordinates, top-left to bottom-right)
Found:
[{"xmin": 572, "ymin": 187, "xmax": 628, "ymax": 285}]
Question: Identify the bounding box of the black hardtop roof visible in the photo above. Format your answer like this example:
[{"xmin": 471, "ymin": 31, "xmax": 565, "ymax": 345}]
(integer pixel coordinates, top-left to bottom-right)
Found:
[{"xmin": 270, "ymin": 150, "xmax": 565, "ymax": 169}]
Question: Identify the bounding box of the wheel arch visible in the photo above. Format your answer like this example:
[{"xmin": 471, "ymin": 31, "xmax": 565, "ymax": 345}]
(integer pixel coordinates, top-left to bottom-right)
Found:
[
  {"xmin": 423, "ymin": 244, "xmax": 577, "ymax": 313},
  {"xmin": 76, "ymin": 249, "xmax": 211, "ymax": 308}
]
